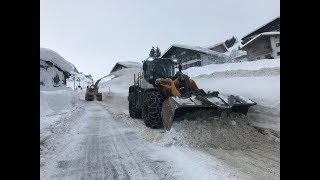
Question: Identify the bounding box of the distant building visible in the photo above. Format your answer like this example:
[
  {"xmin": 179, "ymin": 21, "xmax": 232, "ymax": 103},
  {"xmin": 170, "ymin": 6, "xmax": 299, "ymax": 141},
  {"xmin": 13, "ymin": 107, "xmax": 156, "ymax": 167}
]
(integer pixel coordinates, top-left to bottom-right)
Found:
[
  {"xmin": 240, "ymin": 17, "xmax": 280, "ymax": 61},
  {"xmin": 85, "ymin": 75, "xmax": 93, "ymax": 82},
  {"xmin": 161, "ymin": 44, "xmax": 230, "ymax": 70},
  {"xmin": 110, "ymin": 61, "xmax": 142, "ymax": 73},
  {"xmin": 207, "ymin": 42, "xmax": 228, "ymax": 53}
]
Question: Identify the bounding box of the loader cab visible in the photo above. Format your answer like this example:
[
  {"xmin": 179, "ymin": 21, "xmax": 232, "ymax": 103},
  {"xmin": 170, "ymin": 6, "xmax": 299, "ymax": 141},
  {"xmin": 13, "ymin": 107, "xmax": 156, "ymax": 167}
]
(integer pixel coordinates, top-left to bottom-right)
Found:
[{"xmin": 143, "ymin": 58, "xmax": 176, "ymax": 85}]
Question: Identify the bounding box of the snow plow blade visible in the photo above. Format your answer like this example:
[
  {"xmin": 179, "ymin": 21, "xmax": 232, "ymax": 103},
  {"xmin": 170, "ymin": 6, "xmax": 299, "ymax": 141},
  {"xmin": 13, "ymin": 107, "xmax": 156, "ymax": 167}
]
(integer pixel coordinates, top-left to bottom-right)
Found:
[{"xmin": 161, "ymin": 95, "xmax": 257, "ymax": 131}]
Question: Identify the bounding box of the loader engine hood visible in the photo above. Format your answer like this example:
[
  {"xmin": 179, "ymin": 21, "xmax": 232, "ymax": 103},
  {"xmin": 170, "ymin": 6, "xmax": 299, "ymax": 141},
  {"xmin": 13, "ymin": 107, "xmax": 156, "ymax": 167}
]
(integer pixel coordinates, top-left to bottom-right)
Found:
[{"xmin": 143, "ymin": 58, "xmax": 176, "ymax": 85}]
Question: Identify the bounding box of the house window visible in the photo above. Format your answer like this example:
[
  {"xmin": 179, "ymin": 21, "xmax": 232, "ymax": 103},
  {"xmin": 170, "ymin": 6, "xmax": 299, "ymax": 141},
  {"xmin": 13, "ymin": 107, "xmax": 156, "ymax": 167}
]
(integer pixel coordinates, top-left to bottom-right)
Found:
[
  {"xmin": 276, "ymin": 43, "xmax": 280, "ymax": 47},
  {"xmin": 277, "ymin": 52, "xmax": 280, "ymax": 56},
  {"xmin": 181, "ymin": 51, "xmax": 186, "ymax": 55},
  {"xmin": 257, "ymin": 57, "xmax": 260, "ymax": 60}
]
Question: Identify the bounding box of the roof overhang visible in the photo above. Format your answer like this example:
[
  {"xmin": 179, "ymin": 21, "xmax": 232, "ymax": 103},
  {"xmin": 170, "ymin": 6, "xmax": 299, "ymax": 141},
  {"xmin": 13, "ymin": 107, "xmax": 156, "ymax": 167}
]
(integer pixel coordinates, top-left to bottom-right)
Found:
[
  {"xmin": 240, "ymin": 32, "xmax": 280, "ymax": 50},
  {"xmin": 241, "ymin": 16, "xmax": 280, "ymax": 41}
]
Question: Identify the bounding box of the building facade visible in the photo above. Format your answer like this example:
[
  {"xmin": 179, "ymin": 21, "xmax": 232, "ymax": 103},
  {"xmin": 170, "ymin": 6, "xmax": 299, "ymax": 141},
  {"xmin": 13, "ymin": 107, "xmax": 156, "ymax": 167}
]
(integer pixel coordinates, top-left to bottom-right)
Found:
[
  {"xmin": 208, "ymin": 42, "xmax": 228, "ymax": 53},
  {"xmin": 241, "ymin": 17, "xmax": 280, "ymax": 45},
  {"xmin": 240, "ymin": 32, "xmax": 280, "ymax": 61},
  {"xmin": 240, "ymin": 17, "xmax": 280, "ymax": 61},
  {"xmin": 161, "ymin": 44, "xmax": 229, "ymax": 70}
]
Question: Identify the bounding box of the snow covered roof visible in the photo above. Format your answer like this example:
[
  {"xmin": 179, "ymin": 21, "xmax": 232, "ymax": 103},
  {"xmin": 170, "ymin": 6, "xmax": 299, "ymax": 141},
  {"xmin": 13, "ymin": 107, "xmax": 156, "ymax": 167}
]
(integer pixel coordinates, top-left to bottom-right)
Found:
[
  {"xmin": 240, "ymin": 32, "xmax": 280, "ymax": 50},
  {"xmin": 241, "ymin": 16, "xmax": 280, "ymax": 41},
  {"xmin": 161, "ymin": 44, "xmax": 228, "ymax": 58},
  {"xmin": 116, "ymin": 61, "xmax": 142, "ymax": 68},
  {"xmin": 207, "ymin": 42, "xmax": 228, "ymax": 52},
  {"xmin": 40, "ymin": 48, "xmax": 74, "ymax": 73},
  {"xmin": 110, "ymin": 61, "xmax": 142, "ymax": 73}
]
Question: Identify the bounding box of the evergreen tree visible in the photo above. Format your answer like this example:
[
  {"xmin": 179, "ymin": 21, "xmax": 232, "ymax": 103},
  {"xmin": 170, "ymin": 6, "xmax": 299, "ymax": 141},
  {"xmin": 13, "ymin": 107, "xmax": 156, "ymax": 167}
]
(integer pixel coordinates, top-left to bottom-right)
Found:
[
  {"xmin": 225, "ymin": 36, "xmax": 237, "ymax": 48},
  {"xmin": 149, "ymin": 46, "xmax": 155, "ymax": 57},
  {"xmin": 155, "ymin": 46, "xmax": 161, "ymax": 57}
]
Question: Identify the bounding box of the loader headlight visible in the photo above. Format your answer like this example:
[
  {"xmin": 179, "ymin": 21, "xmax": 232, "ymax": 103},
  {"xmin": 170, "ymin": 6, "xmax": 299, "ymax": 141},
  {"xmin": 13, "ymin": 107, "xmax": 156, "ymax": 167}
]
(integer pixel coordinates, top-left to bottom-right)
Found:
[
  {"xmin": 172, "ymin": 58, "xmax": 178, "ymax": 63},
  {"xmin": 147, "ymin": 57, "xmax": 154, "ymax": 61}
]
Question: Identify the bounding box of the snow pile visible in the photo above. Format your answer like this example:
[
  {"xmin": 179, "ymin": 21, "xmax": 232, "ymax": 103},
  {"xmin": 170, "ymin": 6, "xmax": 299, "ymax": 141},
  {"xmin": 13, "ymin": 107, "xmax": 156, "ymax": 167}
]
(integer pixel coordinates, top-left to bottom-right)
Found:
[
  {"xmin": 40, "ymin": 48, "xmax": 74, "ymax": 73},
  {"xmin": 183, "ymin": 58, "xmax": 279, "ymax": 77},
  {"xmin": 99, "ymin": 67, "xmax": 141, "ymax": 97},
  {"xmin": 195, "ymin": 75, "xmax": 280, "ymax": 108},
  {"xmin": 159, "ymin": 112, "xmax": 279, "ymax": 150},
  {"xmin": 40, "ymin": 89, "xmax": 79, "ymax": 117},
  {"xmin": 104, "ymin": 99, "xmax": 279, "ymax": 151}
]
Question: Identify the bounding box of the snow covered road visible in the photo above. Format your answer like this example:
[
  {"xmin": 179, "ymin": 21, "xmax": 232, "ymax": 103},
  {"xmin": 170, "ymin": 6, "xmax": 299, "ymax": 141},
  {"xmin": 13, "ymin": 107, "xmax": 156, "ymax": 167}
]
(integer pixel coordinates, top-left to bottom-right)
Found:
[
  {"xmin": 41, "ymin": 101, "xmax": 177, "ymax": 179},
  {"xmin": 41, "ymin": 101, "xmax": 248, "ymax": 180}
]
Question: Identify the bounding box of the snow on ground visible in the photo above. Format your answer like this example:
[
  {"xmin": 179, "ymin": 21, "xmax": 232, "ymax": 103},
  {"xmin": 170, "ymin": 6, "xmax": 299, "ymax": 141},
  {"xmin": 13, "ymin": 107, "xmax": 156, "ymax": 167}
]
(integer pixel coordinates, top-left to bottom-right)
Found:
[
  {"xmin": 182, "ymin": 59, "xmax": 280, "ymax": 131},
  {"xmin": 99, "ymin": 67, "xmax": 142, "ymax": 97},
  {"xmin": 183, "ymin": 58, "xmax": 279, "ymax": 77},
  {"xmin": 40, "ymin": 89, "xmax": 79, "ymax": 117},
  {"xmin": 40, "ymin": 87, "xmax": 81, "ymax": 147},
  {"xmin": 99, "ymin": 95, "xmax": 280, "ymax": 179},
  {"xmin": 195, "ymin": 75, "xmax": 279, "ymax": 108}
]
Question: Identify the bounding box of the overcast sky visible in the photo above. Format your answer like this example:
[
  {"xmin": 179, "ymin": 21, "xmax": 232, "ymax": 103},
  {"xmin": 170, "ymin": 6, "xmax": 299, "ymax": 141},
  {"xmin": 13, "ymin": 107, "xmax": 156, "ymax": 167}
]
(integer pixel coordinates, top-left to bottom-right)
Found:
[{"xmin": 40, "ymin": 0, "xmax": 280, "ymax": 80}]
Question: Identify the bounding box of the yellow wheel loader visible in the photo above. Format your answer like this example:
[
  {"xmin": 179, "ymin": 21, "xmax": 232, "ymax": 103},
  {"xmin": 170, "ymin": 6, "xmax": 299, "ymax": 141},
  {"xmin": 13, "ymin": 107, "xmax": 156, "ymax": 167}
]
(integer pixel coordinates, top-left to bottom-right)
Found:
[{"xmin": 128, "ymin": 57, "xmax": 256, "ymax": 130}]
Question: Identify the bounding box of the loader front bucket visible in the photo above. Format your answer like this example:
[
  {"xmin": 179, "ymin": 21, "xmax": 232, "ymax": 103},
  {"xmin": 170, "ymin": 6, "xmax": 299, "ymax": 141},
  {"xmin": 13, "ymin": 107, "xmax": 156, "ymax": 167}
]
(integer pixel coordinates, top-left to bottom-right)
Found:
[{"xmin": 161, "ymin": 95, "xmax": 257, "ymax": 131}]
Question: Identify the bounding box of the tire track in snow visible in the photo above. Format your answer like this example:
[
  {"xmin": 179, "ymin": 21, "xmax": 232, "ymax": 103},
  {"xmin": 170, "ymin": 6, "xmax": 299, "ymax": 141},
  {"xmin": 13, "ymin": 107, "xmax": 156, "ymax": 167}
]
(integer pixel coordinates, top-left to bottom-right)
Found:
[{"xmin": 41, "ymin": 101, "xmax": 177, "ymax": 180}]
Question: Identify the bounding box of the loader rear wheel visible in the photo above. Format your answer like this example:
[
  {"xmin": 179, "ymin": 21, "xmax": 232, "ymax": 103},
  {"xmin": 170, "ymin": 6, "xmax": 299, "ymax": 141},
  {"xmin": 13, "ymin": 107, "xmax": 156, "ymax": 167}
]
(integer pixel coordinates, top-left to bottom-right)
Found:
[
  {"xmin": 128, "ymin": 92, "xmax": 142, "ymax": 118},
  {"xmin": 129, "ymin": 101, "xmax": 142, "ymax": 118},
  {"xmin": 143, "ymin": 91, "xmax": 164, "ymax": 128}
]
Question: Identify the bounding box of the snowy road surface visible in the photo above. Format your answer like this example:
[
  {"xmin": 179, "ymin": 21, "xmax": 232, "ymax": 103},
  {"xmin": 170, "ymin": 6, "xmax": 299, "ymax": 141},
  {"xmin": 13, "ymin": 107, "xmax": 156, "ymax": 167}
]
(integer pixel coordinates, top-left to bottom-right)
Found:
[
  {"xmin": 41, "ymin": 98, "xmax": 279, "ymax": 180},
  {"xmin": 41, "ymin": 102, "xmax": 177, "ymax": 179}
]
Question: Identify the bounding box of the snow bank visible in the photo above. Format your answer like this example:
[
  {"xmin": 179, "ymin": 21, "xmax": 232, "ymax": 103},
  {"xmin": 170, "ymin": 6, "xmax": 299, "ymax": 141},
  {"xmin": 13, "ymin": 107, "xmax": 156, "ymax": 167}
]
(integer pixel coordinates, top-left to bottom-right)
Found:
[
  {"xmin": 99, "ymin": 67, "xmax": 141, "ymax": 97},
  {"xmin": 193, "ymin": 69, "xmax": 280, "ymax": 131},
  {"xmin": 40, "ymin": 89, "xmax": 79, "ymax": 116},
  {"xmin": 195, "ymin": 75, "xmax": 280, "ymax": 108},
  {"xmin": 183, "ymin": 58, "xmax": 280, "ymax": 77},
  {"xmin": 40, "ymin": 48, "xmax": 74, "ymax": 73}
]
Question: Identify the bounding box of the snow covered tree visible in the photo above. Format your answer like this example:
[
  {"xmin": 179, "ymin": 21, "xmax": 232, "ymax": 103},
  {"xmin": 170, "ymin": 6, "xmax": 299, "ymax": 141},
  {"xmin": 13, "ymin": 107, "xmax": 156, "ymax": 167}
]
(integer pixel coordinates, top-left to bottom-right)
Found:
[
  {"xmin": 225, "ymin": 36, "xmax": 237, "ymax": 48},
  {"xmin": 149, "ymin": 46, "xmax": 155, "ymax": 57},
  {"xmin": 155, "ymin": 46, "xmax": 161, "ymax": 57}
]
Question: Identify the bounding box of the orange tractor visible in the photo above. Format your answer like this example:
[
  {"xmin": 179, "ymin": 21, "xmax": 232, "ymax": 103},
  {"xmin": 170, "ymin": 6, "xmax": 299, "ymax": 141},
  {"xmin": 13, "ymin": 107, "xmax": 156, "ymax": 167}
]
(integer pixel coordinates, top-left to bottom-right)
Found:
[{"xmin": 85, "ymin": 83, "xmax": 102, "ymax": 101}]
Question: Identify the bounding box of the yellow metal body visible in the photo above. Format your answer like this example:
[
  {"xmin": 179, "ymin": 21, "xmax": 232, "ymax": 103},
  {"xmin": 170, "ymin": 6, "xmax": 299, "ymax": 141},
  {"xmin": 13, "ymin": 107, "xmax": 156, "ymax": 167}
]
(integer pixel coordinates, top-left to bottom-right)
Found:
[{"xmin": 155, "ymin": 78, "xmax": 200, "ymax": 98}]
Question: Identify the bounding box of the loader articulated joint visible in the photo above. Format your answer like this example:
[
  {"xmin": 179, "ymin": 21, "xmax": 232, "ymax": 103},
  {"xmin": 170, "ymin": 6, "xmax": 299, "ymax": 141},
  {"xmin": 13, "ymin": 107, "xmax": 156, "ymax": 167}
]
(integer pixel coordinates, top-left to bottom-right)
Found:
[{"xmin": 178, "ymin": 74, "xmax": 192, "ymax": 98}]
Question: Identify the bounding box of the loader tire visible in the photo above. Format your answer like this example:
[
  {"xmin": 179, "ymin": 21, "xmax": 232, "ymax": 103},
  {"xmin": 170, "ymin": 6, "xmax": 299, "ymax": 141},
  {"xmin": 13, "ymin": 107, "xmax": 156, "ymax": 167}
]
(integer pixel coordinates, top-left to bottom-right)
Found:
[
  {"xmin": 143, "ymin": 91, "xmax": 164, "ymax": 128},
  {"xmin": 128, "ymin": 92, "xmax": 142, "ymax": 118}
]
